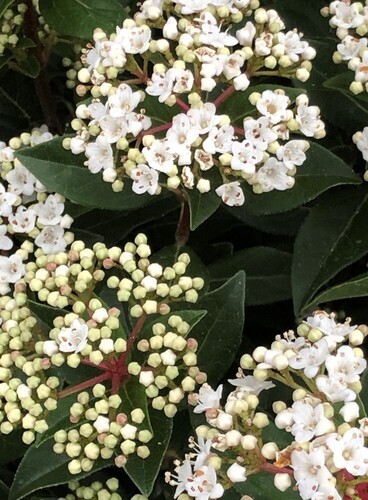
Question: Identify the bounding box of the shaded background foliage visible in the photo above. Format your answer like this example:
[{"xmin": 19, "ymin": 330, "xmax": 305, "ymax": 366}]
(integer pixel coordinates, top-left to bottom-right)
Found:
[{"xmin": 1, "ymin": 0, "xmax": 368, "ymax": 497}]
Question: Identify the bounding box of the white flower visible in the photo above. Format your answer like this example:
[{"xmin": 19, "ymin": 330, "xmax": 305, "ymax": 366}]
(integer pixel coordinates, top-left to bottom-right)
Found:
[
  {"xmin": 355, "ymin": 51, "xmax": 368, "ymax": 83},
  {"xmin": 277, "ymin": 31, "xmax": 308, "ymax": 63},
  {"xmin": 304, "ymin": 311, "xmax": 356, "ymax": 343},
  {"xmin": 173, "ymin": 460, "xmax": 224, "ymax": 499},
  {"xmin": 353, "ymin": 126, "xmax": 368, "ymax": 161},
  {"xmin": 288, "ymin": 338, "xmax": 330, "ymax": 378},
  {"xmin": 6, "ymin": 164, "xmax": 39, "ymax": 196},
  {"xmin": 193, "ymin": 384, "xmax": 222, "ymax": 414},
  {"xmin": 327, "ymin": 428, "xmax": 368, "ymax": 476},
  {"xmin": 33, "ymin": 194, "xmax": 64, "ymax": 226},
  {"xmin": 142, "ymin": 139, "xmax": 177, "ymax": 173},
  {"xmin": 0, "ymin": 225, "xmax": 12, "ymax": 251},
  {"xmin": 276, "ymin": 140, "xmax": 308, "ymax": 169},
  {"xmin": 255, "ymin": 32, "xmax": 273, "ymax": 56},
  {"xmin": 236, "ymin": 22, "xmax": 256, "ymax": 46},
  {"xmin": 256, "ymin": 91, "xmax": 290, "ymax": 124},
  {"xmin": 188, "ymin": 103, "xmax": 220, "ymax": 135},
  {"xmin": 43, "ymin": 340, "xmax": 59, "ymax": 357},
  {"xmin": 30, "ymin": 125, "xmax": 53, "ymax": 146},
  {"xmin": 215, "ymin": 182, "xmax": 245, "ymax": 207},
  {"xmin": 337, "ymin": 35, "xmax": 368, "ymax": 60},
  {"xmin": 58, "ymin": 319, "xmax": 88, "ymax": 354},
  {"xmin": 100, "ymin": 40, "xmax": 127, "ymax": 68},
  {"xmin": 223, "ymin": 53, "xmax": 245, "ymax": 80},
  {"xmin": 316, "ymin": 374, "xmax": 356, "ymax": 403},
  {"xmin": 131, "ymin": 164, "xmax": 159, "ymax": 195},
  {"xmin": 0, "ymin": 184, "xmax": 17, "ymax": 217},
  {"xmin": 191, "ymin": 437, "xmax": 213, "ymax": 468},
  {"xmin": 0, "ymin": 142, "xmax": 14, "ymax": 162},
  {"xmin": 227, "ymin": 375, "xmax": 275, "ymax": 395},
  {"xmin": 182, "ymin": 166, "xmax": 195, "ymax": 189},
  {"xmin": 166, "ymin": 114, "xmax": 199, "ymax": 158},
  {"xmin": 330, "ymin": 2, "xmax": 363, "ymax": 29},
  {"xmin": 289, "ymin": 399, "xmax": 332, "ymax": 443},
  {"xmin": 226, "ymin": 463, "xmax": 246, "ymax": 483},
  {"xmin": 115, "ymin": 26, "xmax": 151, "ymax": 54},
  {"xmin": 291, "ymin": 449, "xmax": 332, "ymax": 500},
  {"xmin": 296, "ymin": 104, "xmax": 324, "ymax": 137},
  {"xmin": 9, "ymin": 206, "xmax": 36, "ymax": 234},
  {"xmin": 203, "ymin": 125, "xmax": 234, "ymax": 154},
  {"xmin": 85, "ymin": 135, "xmax": 114, "ymax": 174},
  {"xmin": 34, "ymin": 225, "xmax": 67, "ymax": 254},
  {"xmin": 231, "ymin": 140, "xmax": 263, "ymax": 174},
  {"xmin": 107, "ymin": 83, "xmax": 142, "ymax": 118},
  {"xmin": 199, "ymin": 16, "xmax": 237, "ymax": 48},
  {"xmin": 0, "ymin": 254, "xmax": 25, "ymax": 284},
  {"xmin": 243, "ymin": 117, "xmax": 278, "ymax": 151},
  {"xmin": 146, "ymin": 69, "xmax": 175, "ymax": 103},
  {"xmin": 325, "ymin": 345, "xmax": 366, "ymax": 384},
  {"xmin": 194, "ymin": 149, "xmax": 214, "ymax": 171},
  {"xmin": 174, "ymin": 0, "xmax": 209, "ymax": 15},
  {"xmin": 339, "ymin": 402, "xmax": 360, "ymax": 423},
  {"xmin": 99, "ymin": 115, "xmax": 127, "ymax": 143},
  {"xmin": 256, "ymin": 158, "xmax": 294, "ymax": 192}
]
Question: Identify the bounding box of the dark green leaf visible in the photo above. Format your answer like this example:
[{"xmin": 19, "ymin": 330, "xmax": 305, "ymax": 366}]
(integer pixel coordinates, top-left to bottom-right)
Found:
[
  {"xmin": 292, "ymin": 186, "xmax": 368, "ymax": 315},
  {"xmin": 0, "ymin": 429, "xmax": 28, "ymax": 465},
  {"xmin": 227, "ymin": 142, "xmax": 360, "ymax": 216},
  {"xmin": 8, "ymin": 437, "xmax": 113, "ymax": 500},
  {"xmin": 0, "ymin": 0, "xmax": 14, "ymax": 18},
  {"xmin": 189, "ymin": 271, "xmax": 245, "ymax": 383},
  {"xmin": 16, "ymin": 55, "xmax": 40, "ymax": 78},
  {"xmin": 16, "ymin": 137, "xmax": 157, "ymax": 211},
  {"xmin": 218, "ymin": 84, "xmax": 305, "ymax": 126},
  {"xmin": 39, "ymin": 0, "xmax": 127, "ymax": 39},
  {"xmin": 209, "ymin": 247, "xmax": 292, "ymax": 306},
  {"xmin": 187, "ymin": 170, "xmax": 222, "ymax": 230},
  {"xmin": 235, "ymin": 472, "xmax": 298, "ymax": 499},
  {"xmin": 143, "ymin": 93, "xmax": 179, "ymax": 126},
  {"xmin": 230, "ymin": 207, "xmax": 309, "ymax": 236},
  {"xmin": 306, "ymin": 273, "xmax": 368, "ymax": 310},
  {"xmin": 121, "ymin": 380, "xmax": 173, "ymax": 496},
  {"xmin": 0, "ymin": 479, "xmax": 9, "ymax": 496}
]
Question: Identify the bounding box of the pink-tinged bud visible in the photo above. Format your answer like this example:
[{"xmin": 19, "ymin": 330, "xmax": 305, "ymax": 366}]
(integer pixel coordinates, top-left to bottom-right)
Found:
[
  {"xmin": 76, "ymin": 84, "xmax": 88, "ymax": 97},
  {"xmin": 187, "ymin": 338, "xmax": 198, "ymax": 351},
  {"xmin": 109, "ymin": 307, "xmax": 120, "ymax": 317},
  {"xmin": 103, "ymin": 258, "xmax": 115, "ymax": 269},
  {"xmin": 159, "ymin": 303, "xmax": 171, "ymax": 315},
  {"xmin": 206, "ymin": 408, "xmax": 219, "ymax": 419},
  {"xmin": 116, "ymin": 413, "xmax": 128, "ymax": 425},
  {"xmin": 68, "ymin": 250, "xmax": 79, "ymax": 262},
  {"xmin": 86, "ymin": 319, "xmax": 97, "ymax": 328},
  {"xmin": 60, "ymin": 285, "xmax": 72, "ymax": 296},
  {"xmin": 41, "ymin": 358, "xmax": 51, "ymax": 369},
  {"xmin": 46, "ymin": 262, "xmax": 57, "ymax": 272},
  {"xmin": 196, "ymin": 372, "xmax": 207, "ymax": 384},
  {"xmin": 188, "ymin": 393, "xmax": 198, "ymax": 406},
  {"xmin": 15, "ymin": 282, "xmax": 26, "ymax": 293},
  {"xmin": 115, "ymin": 455, "xmax": 127, "ymax": 467},
  {"xmin": 97, "ymin": 433, "xmax": 107, "ymax": 444},
  {"xmin": 10, "ymin": 351, "xmax": 20, "ymax": 361},
  {"xmin": 70, "ymin": 415, "xmax": 79, "ymax": 424}
]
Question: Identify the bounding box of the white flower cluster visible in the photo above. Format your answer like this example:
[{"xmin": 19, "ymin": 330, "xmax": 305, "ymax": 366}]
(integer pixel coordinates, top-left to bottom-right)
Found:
[
  {"xmin": 169, "ymin": 310, "xmax": 368, "ymax": 500},
  {"xmin": 323, "ymin": 0, "xmax": 368, "ymax": 94},
  {"xmin": 66, "ymin": 0, "xmax": 320, "ymax": 207},
  {"xmin": 353, "ymin": 126, "xmax": 368, "ymax": 165},
  {"xmin": 0, "ymin": 126, "xmax": 74, "ymax": 294}
]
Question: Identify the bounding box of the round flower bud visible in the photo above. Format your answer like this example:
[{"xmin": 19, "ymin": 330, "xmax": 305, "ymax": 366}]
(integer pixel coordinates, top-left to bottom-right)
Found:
[
  {"xmin": 252, "ymin": 346, "xmax": 267, "ymax": 362},
  {"xmin": 227, "ymin": 463, "xmax": 246, "ymax": 483},
  {"xmin": 68, "ymin": 459, "xmax": 82, "ymax": 474},
  {"xmin": 261, "ymin": 441, "xmax": 278, "ymax": 460},
  {"xmin": 272, "ymin": 401, "xmax": 287, "ymax": 414},
  {"xmin": 253, "ymin": 412, "xmax": 269, "ymax": 428},
  {"xmin": 241, "ymin": 434, "xmax": 257, "ymax": 450},
  {"xmin": 274, "ymin": 473, "xmax": 291, "ymax": 492},
  {"xmin": 225, "ymin": 430, "xmax": 242, "ymax": 447},
  {"xmin": 292, "ymin": 389, "xmax": 307, "ymax": 401}
]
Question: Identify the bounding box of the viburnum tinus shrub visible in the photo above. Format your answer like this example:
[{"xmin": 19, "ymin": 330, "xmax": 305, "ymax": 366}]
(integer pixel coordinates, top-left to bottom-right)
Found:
[{"xmin": 1, "ymin": 0, "xmax": 368, "ymax": 499}]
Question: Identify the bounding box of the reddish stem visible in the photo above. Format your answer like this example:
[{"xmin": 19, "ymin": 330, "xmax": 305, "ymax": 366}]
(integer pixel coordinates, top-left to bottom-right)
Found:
[
  {"xmin": 140, "ymin": 122, "xmax": 172, "ymax": 137},
  {"xmin": 213, "ymin": 84, "xmax": 235, "ymax": 108},
  {"xmin": 81, "ymin": 358, "xmax": 111, "ymax": 371},
  {"xmin": 175, "ymin": 195, "xmax": 190, "ymax": 246},
  {"xmin": 176, "ymin": 97, "xmax": 190, "ymax": 112},
  {"xmin": 57, "ymin": 372, "xmax": 111, "ymax": 399},
  {"xmin": 118, "ymin": 314, "xmax": 147, "ymax": 367},
  {"xmin": 234, "ymin": 126, "xmax": 245, "ymax": 137},
  {"xmin": 261, "ymin": 462, "xmax": 294, "ymax": 476}
]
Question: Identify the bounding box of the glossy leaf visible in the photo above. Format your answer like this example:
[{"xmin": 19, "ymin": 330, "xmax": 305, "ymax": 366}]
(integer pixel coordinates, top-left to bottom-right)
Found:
[
  {"xmin": 8, "ymin": 437, "xmax": 113, "ymax": 500},
  {"xmin": 187, "ymin": 169, "xmax": 223, "ymax": 230},
  {"xmin": 305, "ymin": 273, "xmax": 368, "ymax": 310},
  {"xmin": 235, "ymin": 472, "xmax": 299, "ymax": 499},
  {"xmin": 209, "ymin": 247, "xmax": 292, "ymax": 306},
  {"xmin": 121, "ymin": 380, "xmax": 173, "ymax": 496},
  {"xmin": 0, "ymin": 0, "xmax": 14, "ymax": 18},
  {"xmin": 39, "ymin": 0, "xmax": 126, "ymax": 39},
  {"xmin": 292, "ymin": 186, "xmax": 368, "ymax": 315},
  {"xmin": 227, "ymin": 143, "xmax": 360, "ymax": 216},
  {"xmin": 0, "ymin": 430, "xmax": 27, "ymax": 465},
  {"xmin": 189, "ymin": 271, "xmax": 245, "ymax": 383},
  {"xmin": 16, "ymin": 138, "xmax": 156, "ymax": 211}
]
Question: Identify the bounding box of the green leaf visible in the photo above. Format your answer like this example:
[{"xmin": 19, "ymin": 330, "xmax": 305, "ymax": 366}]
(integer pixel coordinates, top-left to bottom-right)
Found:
[
  {"xmin": 0, "ymin": 479, "xmax": 9, "ymax": 496},
  {"xmin": 0, "ymin": 430, "xmax": 28, "ymax": 465},
  {"xmin": 230, "ymin": 207, "xmax": 309, "ymax": 236},
  {"xmin": 292, "ymin": 186, "xmax": 368, "ymax": 315},
  {"xmin": 217, "ymin": 84, "xmax": 305, "ymax": 125},
  {"xmin": 16, "ymin": 55, "xmax": 40, "ymax": 78},
  {"xmin": 143, "ymin": 93, "xmax": 179, "ymax": 126},
  {"xmin": 8, "ymin": 437, "xmax": 113, "ymax": 500},
  {"xmin": 227, "ymin": 142, "xmax": 360, "ymax": 216},
  {"xmin": 209, "ymin": 247, "xmax": 292, "ymax": 306},
  {"xmin": 235, "ymin": 472, "xmax": 298, "ymax": 499},
  {"xmin": 39, "ymin": 0, "xmax": 127, "ymax": 39},
  {"xmin": 189, "ymin": 271, "xmax": 245, "ymax": 383},
  {"xmin": 306, "ymin": 273, "xmax": 368, "ymax": 309},
  {"xmin": 187, "ymin": 170, "xmax": 222, "ymax": 230},
  {"xmin": 121, "ymin": 380, "xmax": 173, "ymax": 496},
  {"xmin": 16, "ymin": 137, "xmax": 157, "ymax": 211},
  {"xmin": 0, "ymin": 0, "xmax": 14, "ymax": 18}
]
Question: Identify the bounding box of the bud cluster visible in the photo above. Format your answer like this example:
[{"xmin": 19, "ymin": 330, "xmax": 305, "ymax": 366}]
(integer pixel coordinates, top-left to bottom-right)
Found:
[
  {"xmin": 64, "ymin": 0, "xmax": 322, "ymax": 207},
  {"xmin": 322, "ymin": 0, "xmax": 368, "ymax": 94},
  {"xmin": 170, "ymin": 310, "xmax": 368, "ymax": 500},
  {"xmin": 60, "ymin": 477, "xmax": 122, "ymax": 500},
  {"xmin": 0, "ymin": 3, "xmax": 27, "ymax": 55}
]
